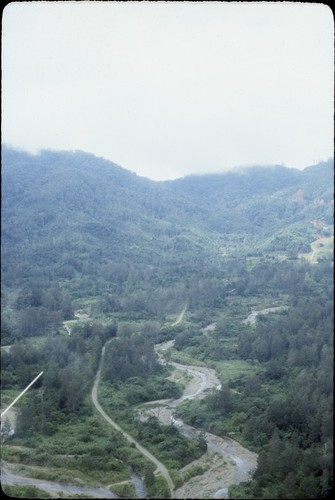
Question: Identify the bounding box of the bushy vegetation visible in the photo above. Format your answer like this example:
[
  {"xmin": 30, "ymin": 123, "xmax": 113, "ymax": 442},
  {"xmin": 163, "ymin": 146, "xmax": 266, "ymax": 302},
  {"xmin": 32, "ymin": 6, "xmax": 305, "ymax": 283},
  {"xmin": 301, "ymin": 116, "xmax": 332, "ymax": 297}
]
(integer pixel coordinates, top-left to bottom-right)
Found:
[
  {"xmin": 1, "ymin": 485, "xmax": 52, "ymax": 498},
  {"xmin": 1, "ymin": 147, "xmax": 333, "ymax": 498},
  {"xmin": 98, "ymin": 376, "xmax": 206, "ymax": 472},
  {"xmin": 174, "ymin": 258, "xmax": 333, "ymax": 498},
  {"xmin": 2, "ymin": 412, "xmax": 148, "ymax": 485}
]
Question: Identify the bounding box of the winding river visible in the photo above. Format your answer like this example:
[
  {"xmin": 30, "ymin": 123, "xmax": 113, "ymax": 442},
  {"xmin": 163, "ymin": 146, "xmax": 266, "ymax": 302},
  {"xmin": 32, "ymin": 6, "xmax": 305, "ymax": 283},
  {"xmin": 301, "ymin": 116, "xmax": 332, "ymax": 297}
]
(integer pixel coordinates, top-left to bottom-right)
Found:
[
  {"xmin": 137, "ymin": 340, "xmax": 258, "ymax": 499},
  {"xmin": 242, "ymin": 305, "xmax": 288, "ymax": 325}
]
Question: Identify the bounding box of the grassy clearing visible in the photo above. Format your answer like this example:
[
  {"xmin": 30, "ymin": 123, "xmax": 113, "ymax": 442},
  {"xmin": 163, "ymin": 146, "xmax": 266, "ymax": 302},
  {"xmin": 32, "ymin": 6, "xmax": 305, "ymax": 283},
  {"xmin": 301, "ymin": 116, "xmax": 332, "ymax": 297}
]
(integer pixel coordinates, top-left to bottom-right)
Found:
[
  {"xmin": 299, "ymin": 235, "xmax": 334, "ymax": 263},
  {"xmin": 4, "ymin": 461, "xmax": 99, "ymax": 487},
  {"xmin": 2, "ymin": 445, "xmax": 128, "ymax": 487},
  {"xmin": 182, "ymin": 464, "xmax": 207, "ymax": 483},
  {"xmin": 212, "ymin": 359, "xmax": 262, "ymax": 383},
  {"xmin": 312, "ymin": 236, "xmax": 334, "ymax": 259},
  {"xmin": 1, "ymin": 484, "xmax": 52, "ymax": 498},
  {"xmin": 23, "ymin": 336, "xmax": 51, "ymax": 347},
  {"xmin": 2, "ymin": 409, "xmax": 149, "ymax": 488},
  {"xmin": 1, "ymin": 388, "xmax": 23, "ymax": 406},
  {"xmin": 224, "ymin": 295, "xmax": 288, "ymax": 317},
  {"xmin": 138, "ymin": 402, "xmax": 168, "ymax": 409},
  {"xmin": 167, "ymin": 349, "xmax": 206, "ymax": 367},
  {"xmin": 109, "ymin": 480, "xmax": 136, "ymax": 498}
]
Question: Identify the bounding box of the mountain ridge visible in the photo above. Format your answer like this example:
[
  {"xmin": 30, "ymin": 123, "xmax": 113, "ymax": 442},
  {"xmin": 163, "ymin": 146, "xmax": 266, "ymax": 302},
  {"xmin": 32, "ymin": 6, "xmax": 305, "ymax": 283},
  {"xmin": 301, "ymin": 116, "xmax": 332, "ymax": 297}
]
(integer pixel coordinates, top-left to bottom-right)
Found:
[{"xmin": 1, "ymin": 145, "xmax": 333, "ymax": 293}]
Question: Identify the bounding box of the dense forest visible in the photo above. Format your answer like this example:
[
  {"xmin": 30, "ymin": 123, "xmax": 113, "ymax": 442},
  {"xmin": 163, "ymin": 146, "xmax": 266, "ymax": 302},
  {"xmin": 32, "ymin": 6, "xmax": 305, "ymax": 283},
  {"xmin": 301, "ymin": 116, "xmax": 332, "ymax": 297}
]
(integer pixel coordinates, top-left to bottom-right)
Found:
[{"xmin": 1, "ymin": 146, "xmax": 333, "ymax": 498}]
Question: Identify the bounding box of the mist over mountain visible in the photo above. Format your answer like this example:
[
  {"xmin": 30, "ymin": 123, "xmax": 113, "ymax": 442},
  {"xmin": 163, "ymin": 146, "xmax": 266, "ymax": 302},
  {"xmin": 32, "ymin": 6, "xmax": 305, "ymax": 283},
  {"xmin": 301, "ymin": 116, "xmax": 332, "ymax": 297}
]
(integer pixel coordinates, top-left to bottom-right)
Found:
[{"xmin": 2, "ymin": 146, "xmax": 333, "ymax": 289}]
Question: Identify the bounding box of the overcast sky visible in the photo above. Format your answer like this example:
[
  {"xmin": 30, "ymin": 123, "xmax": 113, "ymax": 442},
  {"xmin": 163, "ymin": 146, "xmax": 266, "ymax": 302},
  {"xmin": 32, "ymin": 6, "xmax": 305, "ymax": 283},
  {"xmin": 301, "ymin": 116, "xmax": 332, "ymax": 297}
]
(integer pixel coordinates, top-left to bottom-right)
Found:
[{"xmin": 2, "ymin": 1, "xmax": 334, "ymax": 180}]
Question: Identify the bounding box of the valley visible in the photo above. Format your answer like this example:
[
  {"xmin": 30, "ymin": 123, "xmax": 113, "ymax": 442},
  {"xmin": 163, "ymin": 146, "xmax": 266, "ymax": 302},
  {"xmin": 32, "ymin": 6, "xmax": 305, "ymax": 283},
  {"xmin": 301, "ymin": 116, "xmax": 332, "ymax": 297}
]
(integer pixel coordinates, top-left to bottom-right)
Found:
[
  {"xmin": 1, "ymin": 147, "xmax": 333, "ymax": 499},
  {"xmin": 1, "ymin": 310, "xmax": 256, "ymax": 499}
]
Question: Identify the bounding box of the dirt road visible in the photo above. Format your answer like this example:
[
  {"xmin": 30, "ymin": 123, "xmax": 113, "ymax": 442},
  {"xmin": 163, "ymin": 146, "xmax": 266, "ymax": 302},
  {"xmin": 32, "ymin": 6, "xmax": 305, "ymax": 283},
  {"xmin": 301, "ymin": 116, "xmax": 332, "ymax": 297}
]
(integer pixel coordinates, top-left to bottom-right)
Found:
[
  {"xmin": 2, "ymin": 306, "xmax": 256, "ymax": 499},
  {"xmin": 1, "ymin": 341, "xmax": 172, "ymax": 498},
  {"xmin": 1, "ymin": 461, "xmax": 119, "ymax": 499},
  {"xmin": 91, "ymin": 344, "xmax": 175, "ymax": 498}
]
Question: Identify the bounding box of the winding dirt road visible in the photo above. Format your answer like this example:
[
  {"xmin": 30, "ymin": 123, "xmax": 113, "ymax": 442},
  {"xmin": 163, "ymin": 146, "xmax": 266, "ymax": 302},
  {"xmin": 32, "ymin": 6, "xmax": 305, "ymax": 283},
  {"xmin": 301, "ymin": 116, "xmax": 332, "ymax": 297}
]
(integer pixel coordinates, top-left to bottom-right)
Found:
[
  {"xmin": 91, "ymin": 343, "xmax": 175, "ymax": 498},
  {"xmin": 2, "ymin": 306, "xmax": 257, "ymax": 499}
]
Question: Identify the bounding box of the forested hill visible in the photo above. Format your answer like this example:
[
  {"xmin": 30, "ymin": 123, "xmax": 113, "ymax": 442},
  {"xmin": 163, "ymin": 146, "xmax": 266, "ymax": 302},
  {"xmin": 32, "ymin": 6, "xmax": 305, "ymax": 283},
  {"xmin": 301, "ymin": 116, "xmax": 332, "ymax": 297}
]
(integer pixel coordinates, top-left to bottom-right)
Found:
[
  {"xmin": 1, "ymin": 146, "xmax": 334, "ymax": 499},
  {"xmin": 169, "ymin": 161, "xmax": 334, "ymax": 238},
  {"xmin": 1, "ymin": 145, "xmax": 333, "ymax": 295}
]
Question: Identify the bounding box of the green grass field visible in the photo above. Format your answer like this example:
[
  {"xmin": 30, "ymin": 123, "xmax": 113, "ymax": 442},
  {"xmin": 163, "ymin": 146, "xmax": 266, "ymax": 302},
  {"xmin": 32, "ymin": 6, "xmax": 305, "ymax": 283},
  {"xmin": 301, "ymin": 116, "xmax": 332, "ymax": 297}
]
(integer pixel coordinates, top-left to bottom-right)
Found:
[
  {"xmin": 213, "ymin": 359, "xmax": 262, "ymax": 382},
  {"xmin": 299, "ymin": 235, "xmax": 334, "ymax": 263}
]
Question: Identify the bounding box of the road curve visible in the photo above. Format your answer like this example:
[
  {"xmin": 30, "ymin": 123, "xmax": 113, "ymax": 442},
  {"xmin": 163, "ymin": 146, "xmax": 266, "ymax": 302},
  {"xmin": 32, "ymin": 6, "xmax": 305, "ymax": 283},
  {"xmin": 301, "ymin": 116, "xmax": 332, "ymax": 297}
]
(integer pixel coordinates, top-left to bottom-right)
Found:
[
  {"xmin": 1, "ymin": 461, "xmax": 118, "ymax": 499},
  {"xmin": 91, "ymin": 344, "xmax": 175, "ymax": 498}
]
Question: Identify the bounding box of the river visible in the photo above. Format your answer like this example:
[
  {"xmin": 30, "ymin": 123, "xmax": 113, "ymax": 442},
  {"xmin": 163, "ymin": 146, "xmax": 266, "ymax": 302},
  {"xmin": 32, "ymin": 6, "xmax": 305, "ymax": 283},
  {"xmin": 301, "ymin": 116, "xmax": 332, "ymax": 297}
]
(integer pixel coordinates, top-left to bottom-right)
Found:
[
  {"xmin": 242, "ymin": 305, "xmax": 288, "ymax": 325},
  {"xmin": 137, "ymin": 340, "xmax": 258, "ymax": 499},
  {"xmin": 2, "ymin": 308, "xmax": 257, "ymax": 499}
]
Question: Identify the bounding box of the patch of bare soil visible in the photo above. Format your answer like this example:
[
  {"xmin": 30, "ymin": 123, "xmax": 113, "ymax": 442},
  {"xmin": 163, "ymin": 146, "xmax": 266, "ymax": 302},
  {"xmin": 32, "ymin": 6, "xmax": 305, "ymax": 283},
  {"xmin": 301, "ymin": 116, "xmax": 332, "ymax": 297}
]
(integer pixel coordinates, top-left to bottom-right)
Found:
[
  {"xmin": 175, "ymin": 450, "xmax": 233, "ymax": 499},
  {"xmin": 1, "ymin": 407, "xmax": 17, "ymax": 436},
  {"xmin": 138, "ymin": 405, "xmax": 257, "ymax": 499}
]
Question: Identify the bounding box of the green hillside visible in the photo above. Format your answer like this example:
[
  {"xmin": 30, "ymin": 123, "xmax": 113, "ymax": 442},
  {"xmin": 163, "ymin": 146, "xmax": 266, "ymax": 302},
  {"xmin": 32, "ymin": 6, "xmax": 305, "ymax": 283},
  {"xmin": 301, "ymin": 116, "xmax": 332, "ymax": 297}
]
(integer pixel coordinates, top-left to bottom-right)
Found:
[
  {"xmin": 169, "ymin": 161, "xmax": 333, "ymax": 253},
  {"xmin": 1, "ymin": 147, "xmax": 220, "ymax": 292},
  {"xmin": 1, "ymin": 146, "xmax": 333, "ymax": 499},
  {"xmin": 1, "ymin": 145, "xmax": 333, "ymax": 334},
  {"xmin": 2, "ymin": 147, "xmax": 333, "ymax": 292}
]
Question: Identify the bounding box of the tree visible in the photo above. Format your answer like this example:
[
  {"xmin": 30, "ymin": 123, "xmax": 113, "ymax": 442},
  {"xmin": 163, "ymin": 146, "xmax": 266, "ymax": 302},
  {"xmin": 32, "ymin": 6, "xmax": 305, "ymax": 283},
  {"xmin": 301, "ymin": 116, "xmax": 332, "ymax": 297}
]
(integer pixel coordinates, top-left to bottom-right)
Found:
[
  {"xmin": 144, "ymin": 469, "xmax": 155, "ymax": 488},
  {"xmin": 207, "ymin": 383, "xmax": 234, "ymax": 415}
]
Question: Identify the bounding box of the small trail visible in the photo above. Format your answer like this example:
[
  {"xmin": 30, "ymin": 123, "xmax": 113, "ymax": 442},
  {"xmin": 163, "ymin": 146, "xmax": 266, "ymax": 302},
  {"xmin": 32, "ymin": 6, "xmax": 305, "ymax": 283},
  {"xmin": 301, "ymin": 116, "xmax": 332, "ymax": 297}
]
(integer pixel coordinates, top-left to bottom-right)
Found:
[
  {"xmin": 92, "ymin": 344, "xmax": 175, "ymax": 498},
  {"xmin": 171, "ymin": 303, "xmax": 187, "ymax": 327}
]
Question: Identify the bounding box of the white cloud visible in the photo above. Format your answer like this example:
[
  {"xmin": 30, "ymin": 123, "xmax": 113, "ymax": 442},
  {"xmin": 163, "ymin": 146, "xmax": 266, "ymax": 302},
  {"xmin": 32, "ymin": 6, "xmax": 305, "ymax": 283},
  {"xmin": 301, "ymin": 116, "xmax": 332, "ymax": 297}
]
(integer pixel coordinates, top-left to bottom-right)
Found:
[{"xmin": 2, "ymin": 1, "xmax": 333, "ymax": 180}]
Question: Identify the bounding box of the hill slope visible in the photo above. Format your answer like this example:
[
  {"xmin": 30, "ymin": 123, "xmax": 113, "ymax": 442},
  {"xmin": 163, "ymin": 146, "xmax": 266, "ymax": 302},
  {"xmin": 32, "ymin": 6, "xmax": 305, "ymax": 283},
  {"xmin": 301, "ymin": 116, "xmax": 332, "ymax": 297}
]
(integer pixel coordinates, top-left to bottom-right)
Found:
[
  {"xmin": 169, "ymin": 160, "xmax": 334, "ymax": 253},
  {"xmin": 1, "ymin": 146, "xmax": 333, "ymax": 499},
  {"xmin": 1, "ymin": 147, "xmax": 219, "ymax": 291},
  {"xmin": 1, "ymin": 146, "xmax": 333, "ymax": 295}
]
